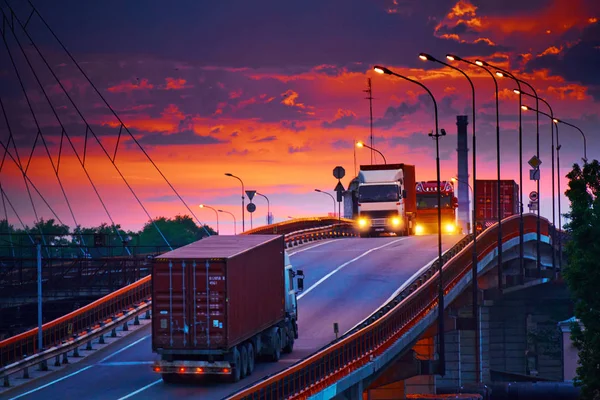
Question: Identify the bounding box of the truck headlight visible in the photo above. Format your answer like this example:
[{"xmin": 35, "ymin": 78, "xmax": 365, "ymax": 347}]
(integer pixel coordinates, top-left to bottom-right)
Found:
[
  {"xmin": 391, "ymin": 217, "xmax": 401, "ymax": 227},
  {"xmin": 415, "ymin": 224, "xmax": 424, "ymax": 235},
  {"xmin": 444, "ymin": 223, "xmax": 456, "ymax": 233},
  {"xmin": 358, "ymin": 218, "xmax": 368, "ymax": 228}
]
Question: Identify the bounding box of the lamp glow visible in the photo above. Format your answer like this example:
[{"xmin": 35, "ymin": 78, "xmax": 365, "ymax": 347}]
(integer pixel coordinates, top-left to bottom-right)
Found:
[
  {"xmin": 513, "ymin": 89, "xmax": 521, "ymax": 94},
  {"xmin": 446, "ymin": 54, "xmax": 456, "ymax": 61},
  {"xmin": 391, "ymin": 217, "xmax": 401, "ymax": 227},
  {"xmin": 419, "ymin": 54, "xmax": 428, "ymax": 61},
  {"xmin": 356, "ymin": 141, "xmax": 364, "ymax": 148},
  {"xmin": 521, "ymin": 105, "xmax": 529, "ymax": 111},
  {"xmin": 553, "ymin": 118, "xmax": 559, "ymax": 123},
  {"xmin": 373, "ymin": 67, "xmax": 385, "ymax": 74},
  {"xmin": 415, "ymin": 224, "xmax": 425, "ymax": 235},
  {"xmin": 495, "ymin": 71, "xmax": 504, "ymax": 77},
  {"xmin": 358, "ymin": 218, "xmax": 368, "ymax": 228},
  {"xmin": 444, "ymin": 223, "xmax": 456, "ymax": 233},
  {"xmin": 475, "ymin": 60, "xmax": 484, "ymax": 66}
]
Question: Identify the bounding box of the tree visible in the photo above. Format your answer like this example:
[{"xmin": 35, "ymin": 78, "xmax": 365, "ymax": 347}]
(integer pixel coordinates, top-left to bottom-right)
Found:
[
  {"xmin": 138, "ymin": 215, "xmax": 215, "ymax": 253},
  {"xmin": 563, "ymin": 160, "xmax": 600, "ymax": 399}
]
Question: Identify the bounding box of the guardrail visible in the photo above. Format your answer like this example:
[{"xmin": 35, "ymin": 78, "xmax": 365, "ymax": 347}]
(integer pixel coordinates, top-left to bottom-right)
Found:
[
  {"xmin": 243, "ymin": 217, "xmax": 355, "ymax": 236},
  {"xmin": 227, "ymin": 214, "xmax": 549, "ymax": 400},
  {"xmin": 0, "ymin": 217, "xmax": 356, "ymax": 386}
]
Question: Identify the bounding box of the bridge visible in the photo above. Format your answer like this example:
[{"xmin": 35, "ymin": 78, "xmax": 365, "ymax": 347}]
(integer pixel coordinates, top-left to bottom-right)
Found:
[{"xmin": 0, "ymin": 2, "xmax": 579, "ymax": 400}]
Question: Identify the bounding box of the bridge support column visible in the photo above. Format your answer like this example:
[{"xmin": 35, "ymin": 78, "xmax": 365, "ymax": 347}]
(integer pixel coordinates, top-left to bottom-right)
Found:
[
  {"xmin": 405, "ymin": 337, "xmax": 436, "ymax": 396},
  {"xmin": 334, "ymin": 380, "xmax": 363, "ymax": 400}
]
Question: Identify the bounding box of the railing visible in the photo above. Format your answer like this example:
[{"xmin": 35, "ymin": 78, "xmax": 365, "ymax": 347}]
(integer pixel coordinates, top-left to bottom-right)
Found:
[
  {"xmin": 227, "ymin": 214, "xmax": 549, "ymax": 400},
  {"xmin": 0, "ymin": 217, "xmax": 355, "ymax": 374},
  {"xmin": 243, "ymin": 217, "xmax": 354, "ymax": 236}
]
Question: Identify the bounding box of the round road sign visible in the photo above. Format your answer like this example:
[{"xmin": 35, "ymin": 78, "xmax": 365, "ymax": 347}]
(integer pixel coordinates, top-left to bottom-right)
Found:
[
  {"xmin": 246, "ymin": 203, "xmax": 256, "ymax": 213},
  {"xmin": 529, "ymin": 191, "xmax": 538, "ymax": 202},
  {"xmin": 333, "ymin": 166, "xmax": 346, "ymax": 180}
]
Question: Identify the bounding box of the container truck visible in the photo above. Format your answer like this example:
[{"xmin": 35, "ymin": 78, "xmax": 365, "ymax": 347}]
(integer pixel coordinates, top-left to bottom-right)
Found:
[
  {"xmin": 475, "ymin": 179, "xmax": 519, "ymax": 232},
  {"xmin": 151, "ymin": 235, "xmax": 304, "ymax": 383},
  {"xmin": 356, "ymin": 163, "xmax": 417, "ymax": 237},
  {"xmin": 415, "ymin": 180, "xmax": 458, "ymax": 234}
]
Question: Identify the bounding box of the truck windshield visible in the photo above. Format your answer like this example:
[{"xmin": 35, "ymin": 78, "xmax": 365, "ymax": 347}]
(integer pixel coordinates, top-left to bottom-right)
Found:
[
  {"xmin": 417, "ymin": 194, "xmax": 453, "ymax": 209},
  {"xmin": 358, "ymin": 185, "xmax": 399, "ymax": 203}
]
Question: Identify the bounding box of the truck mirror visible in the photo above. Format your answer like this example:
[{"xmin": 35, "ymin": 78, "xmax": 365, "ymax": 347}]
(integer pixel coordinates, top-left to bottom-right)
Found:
[
  {"xmin": 296, "ymin": 269, "xmax": 304, "ymax": 277},
  {"xmin": 297, "ymin": 277, "xmax": 304, "ymax": 292},
  {"xmin": 402, "ymin": 190, "xmax": 407, "ymax": 199},
  {"xmin": 452, "ymin": 197, "xmax": 459, "ymax": 208}
]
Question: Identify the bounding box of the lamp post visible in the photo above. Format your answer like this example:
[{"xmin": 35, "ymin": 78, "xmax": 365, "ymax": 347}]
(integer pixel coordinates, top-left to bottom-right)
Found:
[
  {"xmin": 256, "ymin": 192, "xmax": 271, "ymax": 225},
  {"xmin": 315, "ymin": 189, "xmax": 336, "ymax": 217},
  {"xmin": 520, "ymin": 100, "xmax": 557, "ymax": 270},
  {"xmin": 421, "ymin": 52, "xmax": 480, "ymax": 382},
  {"xmin": 224, "ymin": 173, "xmax": 245, "ymax": 233},
  {"xmin": 553, "ymin": 119, "xmax": 588, "ymax": 163},
  {"xmin": 199, "ymin": 204, "xmax": 219, "ymax": 235},
  {"xmin": 217, "ymin": 209, "xmax": 236, "ymax": 235},
  {"xmin": 356, "ymin": 141, "xmax": 387, "ymax": 164},
  {"xmin": 553, "ymin": 120, "xmax": 563, "ymax": 268},
  {"xmin": 373, "ymin": 64, "xmax": 446, "ymax": 376},
  {"xmin": 483, "ymin": 62, "xmax": 525, "ymax": 284},
  {"xmin": 447, "ymin": 54, "xmax": 504, "ymax": 292}
]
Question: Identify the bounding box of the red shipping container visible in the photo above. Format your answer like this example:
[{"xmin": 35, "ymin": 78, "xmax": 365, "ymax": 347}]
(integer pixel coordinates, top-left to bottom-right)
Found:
[
  {"xmin": 475, "ymin": 180, "xmax": 519, "ymax": 228},
  {"xmin": 151, "ymin": 235, "xmax": 285, "ymax": 352}
]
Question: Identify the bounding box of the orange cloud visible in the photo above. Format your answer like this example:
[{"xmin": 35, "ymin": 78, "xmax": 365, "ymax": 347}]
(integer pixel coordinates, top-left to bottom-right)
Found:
[
  {"xmin": 448, "ymin": 0, "xmax": 477, "ymax": 18},
  {"xmin": 538, "ymin": 46, "xmax": 562, "ymax": 57},
  {"xmin": 164, "ymin": 77, "xmax": 192, "ymax": 90},
  {"xmin": 546, "ymin": 84, "xmax": 589, "ymax": 101},
  {"xmin": 107, "ymin": 78, "xmax": 153, "ymax": 93},
  {"xmin": 281, "ymin": 90, "xmax": 305, "ymax": 108}
]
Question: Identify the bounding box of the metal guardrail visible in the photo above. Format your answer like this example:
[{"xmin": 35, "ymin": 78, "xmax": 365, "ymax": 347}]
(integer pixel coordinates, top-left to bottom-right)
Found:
[
  {"xmin": 227, "ymin": 214, "xmax": 550, "ymax": 400},
  {"xmin": 0, "ymin": 218, "xmax": 356, "ymax": 385},
  {"xmin": 244, "ymin": 217, "xmax": 355, "ymax": 236}
]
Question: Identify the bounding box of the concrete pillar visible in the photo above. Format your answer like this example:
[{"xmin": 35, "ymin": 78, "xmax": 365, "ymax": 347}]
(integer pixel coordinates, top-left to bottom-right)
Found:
[
  {"xmin": 480, "ymin": 304, "xmax": 491, "ymax": 383},
  {"xmin": 406, "ymin": 337, "xmax": 436, "ymax": 395},
  {"xmin": 435, "ymin": 330, "xmax": 460, "ymax": 389}
]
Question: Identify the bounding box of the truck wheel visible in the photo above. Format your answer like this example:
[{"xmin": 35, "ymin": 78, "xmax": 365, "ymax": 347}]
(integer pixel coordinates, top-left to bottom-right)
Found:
[
  {"xmin": 283, "ymin": 333, "xmax": 294, "ymax": 354},
  {"xmin": 245, "ymin": 342, "xmax": 255, "ymax": 375},
  {"xmin": 231, "ymin": 347, "xmax": 241, "ymax": 382},
  {"xmin": 271, "ymin": 331, "xmax": 281, "ymax": 362},
  {"xmin": 239, "ymin": 344, "xmax": 248, "ymax": 379}
]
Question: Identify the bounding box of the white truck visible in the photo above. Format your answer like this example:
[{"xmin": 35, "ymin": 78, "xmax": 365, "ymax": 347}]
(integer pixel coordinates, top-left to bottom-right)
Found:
[{"xmin": 356, "ymin": 164, "xmax": 417, "ymax": 237}]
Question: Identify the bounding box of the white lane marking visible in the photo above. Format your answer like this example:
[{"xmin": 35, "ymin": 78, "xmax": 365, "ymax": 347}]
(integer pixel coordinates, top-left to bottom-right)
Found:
[
  {"xmin": 8, "ymin": 366, "xmax": 94, "ymax": 400},
  {"xmin": 116, "ymin": 379, "xmax": 162, "ymax": 400},
  {"xmin": 99, "ymin": 334, "xmax": 150, "ymax": 363},
  {"xmin": 98, "ymin": 361, "xmax": 154, "ymax": 366},
  {"xmin": 297, "ymin": 238, "xmax": 407, "ymax": 300},
  {"xmin": 288, "ymin": 239, "xmax": 341, "ymax": 256}
]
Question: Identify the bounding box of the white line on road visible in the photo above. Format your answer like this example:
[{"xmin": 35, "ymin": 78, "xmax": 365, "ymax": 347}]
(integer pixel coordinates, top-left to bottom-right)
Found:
[
  {"xmin": 288, "ymin": 239, "xmax": 340, "ymax": 256},
  {"xmin": 99, "ymin": 334, "xmax": 150, "ymax": 363},
  {"xmin": 297, "ymin": 238, "xmax": 407, "ymax": 300},
  {"xmin": 116, "ymin": 379, "xmax": 162, "ymax": 400},
  {"xmin": 8, "ymin": 366, "xmax": 94, "ymax": 400}
]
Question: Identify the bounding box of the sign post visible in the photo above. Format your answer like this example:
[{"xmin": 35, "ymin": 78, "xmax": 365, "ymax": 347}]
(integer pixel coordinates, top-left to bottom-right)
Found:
[
  {"xmin": 333, "ymin": 166, "xmax": 346, "ymax": 224},
  {"xmin": 246, "ymin": 202, "xmax": 256, "ymax": 229}
]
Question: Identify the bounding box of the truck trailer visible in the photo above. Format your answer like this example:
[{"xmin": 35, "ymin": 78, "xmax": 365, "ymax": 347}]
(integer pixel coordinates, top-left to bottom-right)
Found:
[
  {"xmin": 475, "ymin": 179, "xmax": 519, "ymax": 231},
  {"xmin": 356, "ymin": 163, "xmax": 417, "ymax": 237},
  {"xmin": 415, "ymin": 180, "xmax": 458, "ymax": 234},
  {"xmin": 151, "ymin": 235, "xmax": 304, "ymax": 383}
]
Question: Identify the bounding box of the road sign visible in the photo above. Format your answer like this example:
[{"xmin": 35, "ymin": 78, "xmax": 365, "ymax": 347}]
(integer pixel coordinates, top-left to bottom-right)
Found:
[
  {"xmin": 246, "ymin": 203, "xmax": 256, "ymax": 213},
  {"xmin": 528, "ymin": 202, "xmax": 538, "ymax": 211},
  {"xmin": 333, "ymin": 166, "xmax": 345, "ymax": 180},
  {"xmin": 245, "ymin": 190, "xmax": 256, "ymax": 201},
  {"xmin": 530, "ymin": 169, "xmax": 540, "ymax": 181},
  {"xmin": 528, "ymin": 155, "xmax": 542, "ymax": 169},
  {"xmin": 334, "ymin": 181, "xmax": 345, "ymax": 193},
  {"xmin": 529, "ymin": 191, "xmax": 538, "ymax": 202}
]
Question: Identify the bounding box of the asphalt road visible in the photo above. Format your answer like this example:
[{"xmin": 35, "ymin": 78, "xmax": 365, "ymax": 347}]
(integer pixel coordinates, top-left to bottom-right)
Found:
[{"xmin": 3, "ymin": 234, "xmax": 462, "ymax": 400}]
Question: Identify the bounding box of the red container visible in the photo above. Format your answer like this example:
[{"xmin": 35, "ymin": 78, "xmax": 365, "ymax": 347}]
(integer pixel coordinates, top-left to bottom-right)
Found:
[
  {"xmin": 151, "ymin": 235, "xmax": 285, "ymax": 352},
  {"xmin": 475, "ymin": 180, "xmax": 519, "ymax": 228}
]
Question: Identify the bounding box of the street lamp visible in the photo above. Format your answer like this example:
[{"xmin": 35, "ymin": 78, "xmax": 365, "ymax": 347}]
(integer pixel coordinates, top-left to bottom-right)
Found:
[
  {"xmin": 553, "ymin": 120, "xmax": 563, "ymax": 268},
  {"xmin": 520, "ymin": 99, "xmax": 557, "ymax": 270},
  {"xmin": 199, "ymin": 204, "xmax": 219, "ymax": 235},
  {"xmin": 447, "ymin": 53, "xmax": 504, "ymax": 293},
  {"xmin": 256, "ymin": 192, "xmax": 271, "ymax": 225},
  {"xmin": 217, "ymin": 209, "xmax": 237, "ymax": 235},
  {"xmin": 373, "ymin": 64, "xmax": 446, "ymax": 376},
  {"xmin": 356, "ymin": 141, "xmax": 387, "ymax": 164},
  {"xmin": 315, "ymin": 189, "xmax": 336, "ymax": 217},
  {"xmin": 224, "ymin": 173, "xmax": 245, "ymax": 233},
  {"xmin": 552, "ymin": 119, "xmax": 588, "ymax": 163},
  {"xmin": 421, "ymin": 52, "xmax": 480, "ymax": 381},
  {"xmin": 482, "ymin": 62, "xmax": 526, "ymax": 284}
]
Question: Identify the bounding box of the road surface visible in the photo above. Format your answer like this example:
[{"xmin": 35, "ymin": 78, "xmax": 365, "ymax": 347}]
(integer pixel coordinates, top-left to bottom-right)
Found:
[{"xmin": 3, "ymin": 234, "xmax": 462, "ymax": 400}]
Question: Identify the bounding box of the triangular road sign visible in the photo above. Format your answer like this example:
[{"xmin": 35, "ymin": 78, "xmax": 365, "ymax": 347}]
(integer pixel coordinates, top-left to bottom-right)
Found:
[
  {"xmin": 245, "ymin": 190, "xmax": 256, "ymax": 201},
  {"xmin": 334, "ymin": 182, "xmax": 345, "ymax": 192}
]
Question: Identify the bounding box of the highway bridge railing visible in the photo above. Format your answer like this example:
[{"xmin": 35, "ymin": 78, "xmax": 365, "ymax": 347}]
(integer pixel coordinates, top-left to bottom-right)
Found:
[
  {"xmin": 0, "ymin": 217, "xmax": 357, "ymax": 384},
  {"xmin": 227, "ymin": 214, "xmax": 549, "ymax": 400}
]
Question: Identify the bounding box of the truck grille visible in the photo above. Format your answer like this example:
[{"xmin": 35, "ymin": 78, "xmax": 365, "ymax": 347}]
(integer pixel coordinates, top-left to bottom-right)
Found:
[{"xmin": 360, "ymin": 210, "xmax": 398, "ymax": 219}]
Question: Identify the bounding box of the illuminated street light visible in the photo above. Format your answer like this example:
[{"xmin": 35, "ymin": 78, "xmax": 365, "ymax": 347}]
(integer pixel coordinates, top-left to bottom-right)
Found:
[
  {"xmin": 373, "ymin": 63, "xmax": 446, "ymax": 376},
  {"xmin": 356, "ymin": 141, "xmax": 387, "ymax": 164},
  {"xmin": 552, "ymin": 119, "xmax": 588, "ymax": 163},
  {"xmin": 199, "ymin": 204, "xmax": 219, "ymax": 235},
  {"xmin": 447, "ymin": 53, "xmax": 504, "ymax": 294},
  {"xmin": 224, "ymin": 173, "xmax": 245, "ymax": 232}
]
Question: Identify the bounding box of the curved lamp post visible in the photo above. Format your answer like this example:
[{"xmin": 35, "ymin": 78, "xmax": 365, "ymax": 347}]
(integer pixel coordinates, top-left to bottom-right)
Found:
[
  {"xmin": 225, "ymin": 173, "xmax": 245, "ymax": 233},
  {"xmin": 373, "ymin": 64, "xmax": 446, "ymax": 376},
  {"xmin": 217, "ymin": 209, "xmax": 236, "ymax": 235},
  {"xmin": 256, "ymin": 192, "xmax": 271, "ymax": 225},
  {"xmin": 553, "ymin": 119, "xmax": 587, "ymax": 163},
  {"xmin": 356, "ymin": 141, "xmax": 387, "ymax": 164},
  {"xmin": 199, "ymin": 204, "xmax": 219, "ymax": 235},
  {"xmin": 315, "ymin": 189, "xmax": 336, "ymax": 216}
]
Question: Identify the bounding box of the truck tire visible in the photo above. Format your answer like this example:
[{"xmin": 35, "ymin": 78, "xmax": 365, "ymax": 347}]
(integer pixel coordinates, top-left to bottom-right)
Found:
[
  {"xmin": 161, "ymin": 373, "xmax": 179, "ymax": 384},
  {"xmin": 240, "ymin": 344, "xmax": 249, "ymax": 379},
  {"xmin": 231, "ymin": 347, "xmax": 241, "ymax": 382},
  {"xmin": 246, "ymin": 342, "xmax": 255, "ymax": 376},
  {"xmin": 283, "ymin": 325, "xmax": 294, "ymax": 353},
  {"xmin": 271, "ymin": 331, "xmax": 281, "ymax": 362}
]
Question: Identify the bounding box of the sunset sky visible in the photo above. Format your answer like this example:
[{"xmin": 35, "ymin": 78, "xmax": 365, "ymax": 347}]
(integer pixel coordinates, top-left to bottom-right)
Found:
[{"xmin": 0, "ymin": 0, "xmax": 598, "ymax": 236}]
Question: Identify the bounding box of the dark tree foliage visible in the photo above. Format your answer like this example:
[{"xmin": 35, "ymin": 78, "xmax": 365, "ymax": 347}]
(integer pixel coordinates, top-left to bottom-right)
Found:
[
  {"xmin": 563, "ymin": 160, "xmax": 600, "ymax": 400},
  {"xmin": 138, "ymin": 215, "xmax": 215, "ymax": 251}
]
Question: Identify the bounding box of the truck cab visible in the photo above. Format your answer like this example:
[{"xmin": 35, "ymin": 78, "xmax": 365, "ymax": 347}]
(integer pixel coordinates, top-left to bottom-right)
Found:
[{"xmin": 415, "ymin": 181, "xmax": 458, "ymax": 234}]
